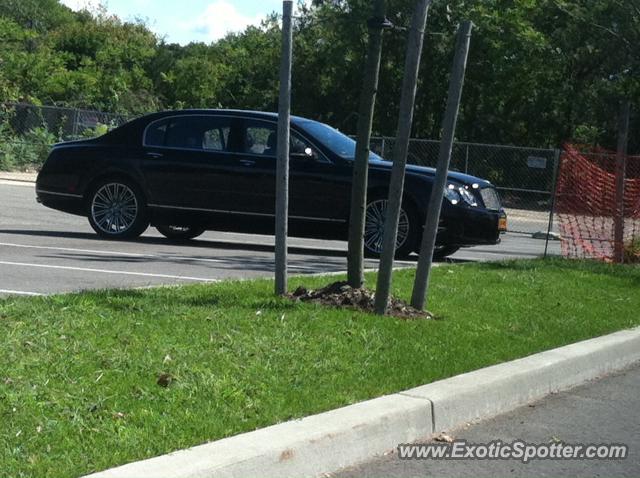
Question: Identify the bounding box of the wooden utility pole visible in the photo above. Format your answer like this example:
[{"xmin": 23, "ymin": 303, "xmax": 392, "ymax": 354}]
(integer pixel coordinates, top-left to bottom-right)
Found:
[
  {"xmin": 374, "ymin": 0, "xmax": 432, "ymax": 315},
  {"xmin": 613, "ymin": 99, "xmax": 630, "ymax": 263},
  {"xmin": 347, "ymin": 0, "xmax": 389, "ymax": 288},
  {"xmin": 275, "ymin": 0, "xmax": 293, "ymax": 295},
  {"xmin": 411, "ymin": 21, "xmax": 473, "ymax": 311}
]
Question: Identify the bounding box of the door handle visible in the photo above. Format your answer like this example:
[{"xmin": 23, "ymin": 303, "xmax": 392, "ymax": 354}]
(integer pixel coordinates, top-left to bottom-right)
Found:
[
  {"xmin": 146, "ymin": 152, "xmax": 164, "ymax": 159},
  {"xmin": 239, "ymin": 159, "xmax": 256, "ymax": 167}
]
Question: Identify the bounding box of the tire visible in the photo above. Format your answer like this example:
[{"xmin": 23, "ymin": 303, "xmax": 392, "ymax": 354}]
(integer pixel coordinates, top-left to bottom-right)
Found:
[
  {"xmin": 156, "ymin": 225, "xmax": 205, "ymax": 241},
  {"xmin": 432, "ymin": 244, "xmax": 460, "ymax": 260},
  {"xmin": 363, "ymin": 197, "xmax": 418, "ymax": 259},
  {"xmin": 87, "ymin": 178, "xmax": 149, "ymax": 239}
]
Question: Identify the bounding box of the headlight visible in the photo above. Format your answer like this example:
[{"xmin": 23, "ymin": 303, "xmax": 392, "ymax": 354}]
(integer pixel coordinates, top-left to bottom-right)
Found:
[
  {"xmin": 444, "ymin": 184, "xmax": 461, "ymax": 204},
  {"xmin": 458, "ymin": 187, "xmax": 478, "ymax": 206},
  {"xmin": 443, "ymin": 184, "xmax": 478, "ymax": 207}
]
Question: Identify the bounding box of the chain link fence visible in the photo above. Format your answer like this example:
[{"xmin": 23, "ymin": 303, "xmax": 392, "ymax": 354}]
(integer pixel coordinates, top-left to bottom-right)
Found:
[
  {"xmin": 369, "ymin": 137, "xmax": 560, "ymax": 234},
  {"xmin": 0, "ymin": 103, "xmax": 128, "ymax": 171}
]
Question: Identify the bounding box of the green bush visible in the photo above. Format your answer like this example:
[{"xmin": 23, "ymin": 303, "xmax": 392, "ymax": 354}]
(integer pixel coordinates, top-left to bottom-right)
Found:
[
  {"xmin": 79, "ymin": 122, "xmax": 110, "ymax": 139},
  {"xmin": 624, "ymin": 237, "xmax": 640, "ymax": 263},
  {"xmin": 0, "ymin": 122, "xmax": 57, "ymax": 171}
]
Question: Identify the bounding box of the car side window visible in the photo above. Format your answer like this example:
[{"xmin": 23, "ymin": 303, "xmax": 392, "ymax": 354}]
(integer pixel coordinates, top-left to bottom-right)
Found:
[
  {"xmin": 203, "ymin": 126, "xmax": 230, "ymax": 151},
  {"xmin": 240, "ymin": 120, "xmax": 324, "ymax": 161},
  {"xmin": 165, "ymin": 117, "xmax": 205, "ymax": 150},
  {"xmin": 146, "ymin": 116, "xmax": 233, "ymax": 152},
  {"xmin": 291, "ymin": 133, "xmax": 311, "ymax": 155},
  {"xmin": 287, "ymin": 132, "xmax": 326, "ymax": 162},
  {"xmin": 145, "ymin": 118, "xmax": 171, "ymax": 146},
  {"xmin": 243, "ymin": 120, "xmax": 277, "ymax": 156}
]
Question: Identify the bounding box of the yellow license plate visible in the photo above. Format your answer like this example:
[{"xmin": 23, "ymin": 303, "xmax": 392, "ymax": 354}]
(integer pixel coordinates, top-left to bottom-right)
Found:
[{"xmin": 498, "ymin": 215, "xmax": 508, "ymax": 232}]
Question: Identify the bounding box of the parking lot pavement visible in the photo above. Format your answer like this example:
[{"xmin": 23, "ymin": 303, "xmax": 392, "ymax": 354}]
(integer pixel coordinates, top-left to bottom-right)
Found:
[
  {"xmin": 0, "ymin": 181, "xmax": 560, "ymax": 296},
  {"xmin": 335, "ymin": 364, "xmax": 640, "ymax": 478}
]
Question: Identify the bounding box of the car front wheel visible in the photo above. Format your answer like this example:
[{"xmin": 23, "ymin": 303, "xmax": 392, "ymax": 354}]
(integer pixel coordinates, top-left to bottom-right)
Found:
[
  {"xmin": 156, "ymin": 225, "xmax": 205, "ymax": 241},
  {"xmin": 364, "ymin": 198, "xmax": 417, "ymax": 259},
  {"xmin": 87, "ymin": 179, "xmax": 149, "ymax": 239}
]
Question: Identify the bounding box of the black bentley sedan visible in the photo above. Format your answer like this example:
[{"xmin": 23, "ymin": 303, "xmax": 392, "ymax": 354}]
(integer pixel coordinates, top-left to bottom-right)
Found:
[{"xmin": 36, "ymin": 109, "xmax": 506, "ymax": 258}]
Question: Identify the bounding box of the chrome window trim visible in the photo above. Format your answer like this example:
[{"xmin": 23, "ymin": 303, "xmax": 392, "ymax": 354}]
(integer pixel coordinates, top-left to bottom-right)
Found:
[
  {"xmin": 148, "ymin": 203, "xmax": 347, "ymax": 223},
  {"xmin": 142, "ymin": 113, "xmax": 332, "ymax": 164}
]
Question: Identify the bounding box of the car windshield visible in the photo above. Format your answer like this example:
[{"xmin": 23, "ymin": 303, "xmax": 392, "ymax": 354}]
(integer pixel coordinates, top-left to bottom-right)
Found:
[{"xmin": 298, "ymin": 119, "xmax": 383, "ymax": 161}]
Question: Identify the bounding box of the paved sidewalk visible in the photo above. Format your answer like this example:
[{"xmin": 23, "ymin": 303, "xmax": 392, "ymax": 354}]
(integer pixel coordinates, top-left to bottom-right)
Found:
[{"xmin": 335, "ymin": 363, "xmax": 640, "ymax": 478}]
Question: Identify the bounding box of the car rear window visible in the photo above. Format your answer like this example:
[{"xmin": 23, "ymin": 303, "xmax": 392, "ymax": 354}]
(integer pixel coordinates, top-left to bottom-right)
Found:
[{"xmin": 145, "ymin": 118, "xmax": 171, "ymax": 146}]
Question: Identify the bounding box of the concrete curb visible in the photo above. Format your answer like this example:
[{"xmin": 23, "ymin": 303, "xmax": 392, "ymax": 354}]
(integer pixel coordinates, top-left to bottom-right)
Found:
[
  {"xmin": 85, "ymin": 326, "xmax": 640, "ymax": 478},
  {"xmin": 0, "ymin": 172, "xmax": 37, "ymax": 183}
]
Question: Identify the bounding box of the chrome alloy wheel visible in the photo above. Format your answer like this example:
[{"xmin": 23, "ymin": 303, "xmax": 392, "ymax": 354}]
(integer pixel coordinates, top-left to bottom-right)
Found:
[
  {"xmin": 364, "ymin": 199, "xmax": 410, "ymax": 254},
  {"xmin": 91, "ymin": 182, "xmax": 139, "ymax": 235}
]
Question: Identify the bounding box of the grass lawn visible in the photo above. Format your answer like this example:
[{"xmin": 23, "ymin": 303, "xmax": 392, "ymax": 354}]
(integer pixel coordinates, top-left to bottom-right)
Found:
[{"xmin": 2, "ymin": 258, "xmax": 639, "ymax": 477}]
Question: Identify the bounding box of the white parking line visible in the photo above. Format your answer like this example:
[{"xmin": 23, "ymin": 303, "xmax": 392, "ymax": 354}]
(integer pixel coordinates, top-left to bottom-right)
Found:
[
  {"xmin": 0, "ymin": 261, "xmax": 217, "ymax": 282},
  {"xmin": 0, "ymin": 289, "xmax": 44, "ymax": 296}
]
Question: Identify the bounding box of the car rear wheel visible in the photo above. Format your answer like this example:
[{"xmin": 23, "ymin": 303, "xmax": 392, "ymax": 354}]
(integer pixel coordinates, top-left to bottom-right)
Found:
[
  {"xmin": 364, "ymin": 198, "xmax": 417, "ymax": 259},
  {"xmin": 156, "ymin": 225, "xmax": 205, "ymax": 241},
  {"xmin": 87, "ymin": 179, "xmax": 149, "ymax": 239}
]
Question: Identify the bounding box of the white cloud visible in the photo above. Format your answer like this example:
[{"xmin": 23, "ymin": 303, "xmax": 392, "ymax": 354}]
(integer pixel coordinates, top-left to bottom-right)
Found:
[{"xmin": 184, "ymin": 1, "xmax": 266, "ymax": 42}]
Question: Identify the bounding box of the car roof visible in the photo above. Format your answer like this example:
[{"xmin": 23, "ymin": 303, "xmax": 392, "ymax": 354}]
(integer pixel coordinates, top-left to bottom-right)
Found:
[
  {"xmin": 100, "ymin": 109, "xmax": 319, "ymax": 145},
  {"xmin": 139, "ymin": 109, "xmax": 310, "ymax": 124}
]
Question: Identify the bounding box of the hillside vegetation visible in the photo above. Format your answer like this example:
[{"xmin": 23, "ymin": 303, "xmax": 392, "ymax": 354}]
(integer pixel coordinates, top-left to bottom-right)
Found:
[{"xmin": 0, "ymin": 0, "xmax": 638, "ymax": 150}]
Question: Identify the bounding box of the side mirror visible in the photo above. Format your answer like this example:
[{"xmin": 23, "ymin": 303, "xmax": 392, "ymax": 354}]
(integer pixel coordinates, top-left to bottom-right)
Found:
[{"xmin": 290, "ymin": 147, "xmax": 317, "ymax": 162}]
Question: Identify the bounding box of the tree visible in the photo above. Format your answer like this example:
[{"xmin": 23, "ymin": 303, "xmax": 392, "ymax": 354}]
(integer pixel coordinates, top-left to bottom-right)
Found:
[
  {"xmin": 374, "ymin": 0, "xmax": 432, "ymax": 315},
  {"xmin": 411, "ymin": 21, "xmax": 473, "ymax": 311},
  {"xmin": 0, "ymin": 0, "xmax": 637, "ymax": 152},
  {"xmin": 275, "ymin": 1, "xmax": 294, "ymax": 295},
  {"xmin": 347, "ymin": 0, "xmax": 389, "ymax": 288}
]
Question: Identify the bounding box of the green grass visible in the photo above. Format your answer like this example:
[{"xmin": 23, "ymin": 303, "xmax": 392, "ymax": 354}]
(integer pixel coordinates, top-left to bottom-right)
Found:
[{"xmin": 1, "ymin": 259, "xmax": 639, "ymax": 477}]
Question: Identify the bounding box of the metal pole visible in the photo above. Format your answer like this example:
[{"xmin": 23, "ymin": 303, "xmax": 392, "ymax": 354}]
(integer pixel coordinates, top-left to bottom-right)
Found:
[
  {"xmin": 464, "ymin": 143, "xmax": 469, "ymax": 173},
  {"xmin": 373, "ymin": 0, "xmax": 432, "ymax": 315},
  {"xmin": 613, "ymin": 99, "xmax": 630, "ymax": 263},
  {"xmin": 347, "ymin": 0, "xmax": 388, "ymax": 288},
  {"xmin": 72, "ymin": 109, "xmax": 80, "ymax": 137},
  {"xmin": 410, "ymin": 21, "xmax": 473, "ymax": 311},
  {"xmin": 275, "ymin": 0, "xmax": 293, "ymax": 295},
  {"xmin": 544, "ymin": 148, "xmax": 561, "ymax": 258}
]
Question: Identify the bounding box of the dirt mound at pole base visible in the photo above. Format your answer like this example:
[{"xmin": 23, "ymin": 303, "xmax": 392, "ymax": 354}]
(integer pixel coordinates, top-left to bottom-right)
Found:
[{"xmin": 289, "ymin": 281, "xmax": 436, "ymax": 320}]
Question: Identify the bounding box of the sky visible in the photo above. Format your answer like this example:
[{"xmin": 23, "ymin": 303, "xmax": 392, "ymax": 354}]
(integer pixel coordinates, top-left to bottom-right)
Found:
[{"xmin": 59, "ymin": 0, "xmax": 292, "ymax": 45}]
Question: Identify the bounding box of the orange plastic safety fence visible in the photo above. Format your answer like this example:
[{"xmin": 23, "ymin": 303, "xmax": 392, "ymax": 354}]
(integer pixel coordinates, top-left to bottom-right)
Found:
[{"xmin": 555, "ymin": 144, "xmax": 640, "ymax": 262}]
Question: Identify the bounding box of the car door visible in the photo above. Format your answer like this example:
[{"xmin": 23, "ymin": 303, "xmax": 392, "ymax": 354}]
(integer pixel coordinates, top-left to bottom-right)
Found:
[
  {"xmin": 288, "ymin": 132, "xmax": 352, "ymax": 222},
  {"xmin": 141, "ymin": 114, "xmax": 242, "ymax": 212},
  {"xmin": 228, "ymin": 119, "xmax": 352, "ymax": 222},
  {"xmin": 229, "ymin": 118, "xmax": 279, "ymax": 215}
]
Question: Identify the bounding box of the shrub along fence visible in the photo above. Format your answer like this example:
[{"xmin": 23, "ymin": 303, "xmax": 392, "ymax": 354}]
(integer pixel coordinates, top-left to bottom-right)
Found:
[{"xmin": 0, "ymin": 103, "xmax": 127, "ymax": 170}]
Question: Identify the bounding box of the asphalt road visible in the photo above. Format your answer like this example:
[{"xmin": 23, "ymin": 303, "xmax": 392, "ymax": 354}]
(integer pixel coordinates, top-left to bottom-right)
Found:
[
  {"xmin": 335, "ymin": 363, "xmax": 640, "ymax": 478},
  {"xmin": 0, "ymin": 180, "xmax": 560, "ymax": 296}
]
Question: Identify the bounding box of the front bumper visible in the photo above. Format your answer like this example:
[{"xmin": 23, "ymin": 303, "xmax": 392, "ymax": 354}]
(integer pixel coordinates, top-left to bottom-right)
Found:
[{"xmin": 437, "ymin": 207, "xmax": 504, "ymax": 246}]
